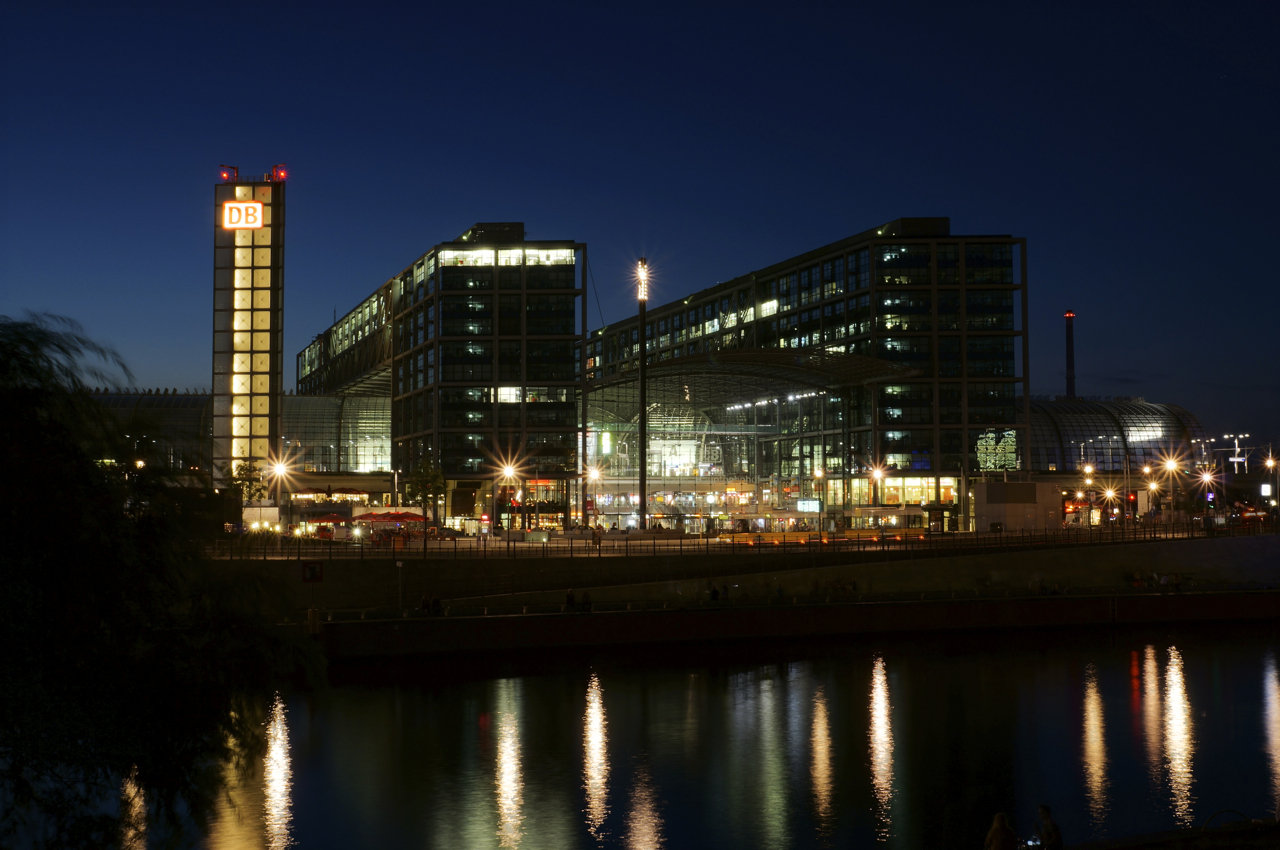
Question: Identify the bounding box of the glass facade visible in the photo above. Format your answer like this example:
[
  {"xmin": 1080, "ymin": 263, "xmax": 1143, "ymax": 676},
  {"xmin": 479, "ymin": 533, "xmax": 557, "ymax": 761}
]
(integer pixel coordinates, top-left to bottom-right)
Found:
[
  {"xmin": 585, "ymin": 217, "xmax": 1028, "ymax": 522},
  {"xmin": 298, "ymin": 223, "xmax": 585, "ymax": 527}
]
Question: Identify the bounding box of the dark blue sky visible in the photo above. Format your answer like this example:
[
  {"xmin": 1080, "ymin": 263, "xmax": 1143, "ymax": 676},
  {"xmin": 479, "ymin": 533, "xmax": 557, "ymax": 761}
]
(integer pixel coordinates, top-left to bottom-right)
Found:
[{"xmin": 3, "ymin": 2, "xmax": 1277, "ymax": 441}]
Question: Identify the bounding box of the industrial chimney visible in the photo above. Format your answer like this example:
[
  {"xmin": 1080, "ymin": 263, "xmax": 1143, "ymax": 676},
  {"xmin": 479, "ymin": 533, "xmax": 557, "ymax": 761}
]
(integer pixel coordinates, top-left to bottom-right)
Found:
[{"xmin": 1064, "ymin": 310, "xmax": 1076, "ymax": 399}]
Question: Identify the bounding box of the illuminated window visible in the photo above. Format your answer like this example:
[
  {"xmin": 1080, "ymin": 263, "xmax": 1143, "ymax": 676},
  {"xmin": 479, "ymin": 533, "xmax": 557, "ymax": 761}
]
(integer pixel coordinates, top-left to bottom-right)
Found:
[
  {"xmin": 234, "ymin": 186, "xmax": 253, "ymax": 201},
  {"xmin": 525, "ymin": 248, "xmax": 574, "ymax": 265},
  {"xmin": 251, "ymin": 396, "xmax": 270, "ymax": 414},
  {"xmin": 253, "ymin": 290, "xmax": 270, "ymax": 308},
  {"xmin": 233, "ymin": 311, "xmax": 251, "ymax": 331},
  {"xmin": 253, "ymin": 226, "xmax": 271, "ymax": 246},
  {"xmin": 232, "ymin": 353, "xmax": 251, "ymax": 372},
  {"xmin": 497, "ymin": 387, "xmax": 522, "ymax": 403},
  {"xmin": 234, "ymin": 248, "xmax": 252, "ymax": 267},
  {"xmin": 439, "ymin": 249, "xmax": 495, "ymax": 267},
  {"xmin": 253, "ymin": 248, "xmax": 271, "ymax": 267},
  {"xmin": 234, "ymin": 290, "xmax": 252, "ymax": 309},
  {"xmin": 234, "ymin": 270, "xmax": 252, "ymax": 288},
  {"xmin": 252, "ymin": 375, "xmax": 269, "ymax": 393},
  {"xmin": 232, "ymin": 374, "xmax": 251, "ymax": 394},
  {"xmin": 253, "ymin": 311, "xmax": 270, "ymax": 330},
  {"xmin": 498, "ymin": 249, "xmax": 523, "ymax": 266},
  {"xmin": 232, "ymin": 416, "xmax": 249, "ymax": 436},
  {"xmin": 251, "ymin": 417, "xmax": 269, "ymax": 436},
  {"xmin": 232, "ymin": 438, "xmax": 250, "ymax": 457},
  {"xmin": 234, "ymin": 229, "xmax": 253, "ymax": 247},
  {"xmin": 252, "ymin": 332, "xmax": 270, "ymax": 351},
  {"xmin": 251, "ymin": 438, "xmax": 269, "ymax": 457},
  {"xmin": 232, "ymin": 396, "xmax": 250, "ymax": 415},
  {"xmin": 760, "ymin": 300, "xmax": 778, "ymax": 318},
  {"xmin": 253, "ymin": 269, "xmax": 271, "ymax": 287}
]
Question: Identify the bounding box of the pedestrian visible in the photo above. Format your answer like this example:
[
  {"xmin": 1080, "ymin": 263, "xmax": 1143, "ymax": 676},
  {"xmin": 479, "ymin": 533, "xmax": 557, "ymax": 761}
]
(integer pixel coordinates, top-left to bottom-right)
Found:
[
  {"xmin": 1172, "ymin": 571, "xmax": 1182, "ymax": 593},
  {"xmin": 565, "ymin": 588, "xmax": 576, "ymax": 610},
  {"xmin": 580, "ymin": 590, "xmax": 592, "ymax": 612},
  {"xmin": 984, "ymin": 813, "xmax": 1017, "ymax": 850},
  {"xmin": 1036, "ymin": 804, "xmax": 1063, "ymax": 850},
  {"xmin": 710, "ymin": 585, "xmax": 720, "ymax": 602},
  {"xmin": 721, "ymin": 583, "xmax": 729, "ymax": 601}
]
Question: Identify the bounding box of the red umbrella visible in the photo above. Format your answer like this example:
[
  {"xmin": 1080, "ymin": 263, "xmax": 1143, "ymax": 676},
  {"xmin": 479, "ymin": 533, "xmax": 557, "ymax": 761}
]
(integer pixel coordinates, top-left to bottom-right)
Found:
[
  {"xmin": 310, "ymin": 513, "xmax": 348, "ymax": 524},
  {"xmin": 350, "ymin": 512, "xmax": 386, "ymax": 521}
]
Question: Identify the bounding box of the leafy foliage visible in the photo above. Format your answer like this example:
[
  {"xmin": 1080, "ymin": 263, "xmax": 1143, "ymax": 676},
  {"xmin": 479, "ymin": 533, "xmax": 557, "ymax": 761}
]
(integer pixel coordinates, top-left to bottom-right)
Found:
[
  {"xmin": 0, "ymin": 314, "xmax": 319, "ymax": 848},
  {"xmin": 220, "ymin": 459, "xmax": 267, "ymax": 504},
  {"xmin": 405, "ymin": 457, "xmax": 446, "ymax": 521}
]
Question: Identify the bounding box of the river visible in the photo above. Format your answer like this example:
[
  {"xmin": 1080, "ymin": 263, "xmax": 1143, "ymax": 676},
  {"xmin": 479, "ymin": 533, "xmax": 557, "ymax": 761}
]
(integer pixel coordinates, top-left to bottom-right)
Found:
[{"xmin": 203, "ymin": 622, "xmax": 1280, "ymax": 849}]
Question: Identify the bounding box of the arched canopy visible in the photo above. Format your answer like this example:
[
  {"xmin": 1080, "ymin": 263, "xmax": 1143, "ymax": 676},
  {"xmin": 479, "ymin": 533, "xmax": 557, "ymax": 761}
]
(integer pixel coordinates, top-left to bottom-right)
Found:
[{"xmin": 587, "ymin": 348, "xmax": 919, "ymax": 411}]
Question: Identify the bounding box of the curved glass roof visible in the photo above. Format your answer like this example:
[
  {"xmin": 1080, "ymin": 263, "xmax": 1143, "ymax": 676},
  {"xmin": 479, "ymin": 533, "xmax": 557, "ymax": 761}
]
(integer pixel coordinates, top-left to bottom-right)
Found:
[{"xmin": 1025, "ymin": 399, "xmax": 1206, "ymax": 473}]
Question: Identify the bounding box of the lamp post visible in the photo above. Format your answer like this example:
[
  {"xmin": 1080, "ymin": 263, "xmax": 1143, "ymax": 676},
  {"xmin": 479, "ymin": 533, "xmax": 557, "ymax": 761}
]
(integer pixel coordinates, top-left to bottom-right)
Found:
[
  {"xmin": 1164, "ymin": 458, "xmax": 1179, "ymax": 521},
  {"xmin": 813, "ymin": 467, "xmax": 824, "ymax": 532},
  {"xmin": 637, "ymin": 258, "xmax": 648, "ymax": 531}
]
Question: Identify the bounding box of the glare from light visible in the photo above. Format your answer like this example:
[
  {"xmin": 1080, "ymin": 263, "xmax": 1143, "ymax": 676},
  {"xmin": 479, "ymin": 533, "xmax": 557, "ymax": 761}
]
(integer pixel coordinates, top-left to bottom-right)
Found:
[
  {"xmin": 503, "ymin": 465, "xmax": 515, "ymax": 478},
  {"xmin": 134, "ymin": 460, "xmax": 145, "ymax": 469},
  {"xmin": 1084, "ymin": 464, "xmax": 1094, "ymax": 474},
  {"xmin": 1076, "ymin": 491, "xmax": 1085, "ymax": 499},
  {"xmin": 1085, "ymin": 478, "xmax": 1093, "ymax": 485},
  {"xmin": 273, "ymin": 463, "xmax": 286, "ymax": 476},
  {"xmin": 814, "ymin": 469, "xmax": 824, "ymax": 479},
  {"xmin": 872, "ymin": 469, "xmax": 884, "ymax": 480},
  {"xmin": 588, "ymin": 468, "xmax": 600, "ymax": 481},
  {"xmin": 1143, "ymin": 465, "xmax": 1152, "ymax": 474},
  {"xmin": 1143, "ymin": 646, "xmax": 1163, "ymax": 787},
  {"xmin": 1149, "ymin": 483, "xmax": 1159, "ymax": 490},
  {"xmin": 1166, "ymin": 460, "xmax": 1178, "ymax": 472},
  {"xmin": 1201, "ymin": 473, "xmax": 1212, "ymax": 484},
  {"xmin": 1268, "ymin": 458, "xmax": 1277, "ymax": 469},
  {"xmin": 1105, "ymin": 489, "xmax": 1116, "ymax": 499}
]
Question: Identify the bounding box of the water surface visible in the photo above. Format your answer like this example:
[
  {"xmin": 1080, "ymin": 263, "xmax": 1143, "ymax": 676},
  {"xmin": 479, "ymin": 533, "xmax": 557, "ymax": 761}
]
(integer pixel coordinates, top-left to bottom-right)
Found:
[{"xmin": 205, "ymin": 623, "xmax": 1280, "ymax": 848}]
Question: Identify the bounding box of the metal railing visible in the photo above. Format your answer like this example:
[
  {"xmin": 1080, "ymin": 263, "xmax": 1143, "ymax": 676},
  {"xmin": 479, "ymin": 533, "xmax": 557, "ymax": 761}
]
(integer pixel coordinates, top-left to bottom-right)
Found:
[{"xmin": 207, "ymin": 520, "xmax": 1274, "ymax": 563}]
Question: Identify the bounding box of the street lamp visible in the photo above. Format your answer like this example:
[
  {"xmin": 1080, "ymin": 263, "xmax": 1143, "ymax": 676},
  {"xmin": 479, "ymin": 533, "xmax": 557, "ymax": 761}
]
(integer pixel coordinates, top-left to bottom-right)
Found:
[{"xmin": 637, "ymin": 258, "xmax": 648, "ymax": 531}]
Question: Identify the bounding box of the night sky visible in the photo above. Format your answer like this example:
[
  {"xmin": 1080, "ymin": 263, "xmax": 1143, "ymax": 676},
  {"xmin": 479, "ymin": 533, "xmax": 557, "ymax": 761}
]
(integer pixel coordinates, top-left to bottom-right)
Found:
[{"xmin": 3, "ymin": 2, "xmax": 1277, "ymax": 442}]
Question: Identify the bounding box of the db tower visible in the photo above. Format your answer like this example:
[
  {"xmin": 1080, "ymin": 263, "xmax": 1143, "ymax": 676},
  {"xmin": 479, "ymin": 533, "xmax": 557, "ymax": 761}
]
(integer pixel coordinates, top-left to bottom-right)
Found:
[{"xmin": 211, "ymin": 165, "xmax": 287, "ymax": 487}]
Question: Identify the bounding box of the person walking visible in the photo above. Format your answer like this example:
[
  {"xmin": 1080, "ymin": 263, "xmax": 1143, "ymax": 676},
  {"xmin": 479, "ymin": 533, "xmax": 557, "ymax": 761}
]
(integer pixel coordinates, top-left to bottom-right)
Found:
[
  {"xmin": 984, "ymin": 813, "xmax": 1017, "ymax": 850},
  {"xmin": 1036, "ymin": 804, "xmax": 1063, "ymax": 850}
]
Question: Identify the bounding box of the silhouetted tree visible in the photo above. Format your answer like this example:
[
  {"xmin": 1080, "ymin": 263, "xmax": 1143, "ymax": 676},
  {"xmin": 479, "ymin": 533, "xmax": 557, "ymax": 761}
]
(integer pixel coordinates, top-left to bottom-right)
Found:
[{"xmin": 0, "ymin": 314, "xmax": 319, "ymax": 848}]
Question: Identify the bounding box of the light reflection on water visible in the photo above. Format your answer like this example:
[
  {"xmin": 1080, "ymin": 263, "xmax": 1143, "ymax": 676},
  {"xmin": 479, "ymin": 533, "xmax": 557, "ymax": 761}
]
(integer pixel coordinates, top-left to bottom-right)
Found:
[
  {"xmin": 1163, "ymin": 648, "xmax": 1196, "ymax": 827},
  {"xmin": 1263, "ymin": 653, "xmax": 1280, "ymax": 817},
  {"xmin": 1142, "ymin": 645, "xmax": 1163, "ymax": 790},
  {"xmin": 263, "ymin": 695, "xmax": 293, "ymax": 850},
  {"xmin": 811, "ymin": 687, "xmax": 834, "ymax": 840},
  {"xmin": 495, "ymin": 678, "xmax": 524, "ymax": 848},
  {"xmin": 121, "ymin": 768, "xmax": 146, "ymax": 850},
  {"xmin": 869, "ymin": 656, "xmax": 894, "ymax": 842},
  {"xmin": 583, "ymin": 673, "xmax": 609, "ymax": 842},
  {"xmin": 1082, "ymin": 663, "xmax": 1109, "ymax": 832},
  {"xmin": 199, "ymin": 631, "xmax": 1280, "ymax": 848},
  {"xmin": 624, "ymin": 764, "xmax": 664, "ymax": 850}
]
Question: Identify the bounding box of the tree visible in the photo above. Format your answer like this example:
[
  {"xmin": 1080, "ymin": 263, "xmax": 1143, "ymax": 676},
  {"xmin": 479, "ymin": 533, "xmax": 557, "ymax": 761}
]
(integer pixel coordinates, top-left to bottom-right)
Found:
[
  {"xmin": 405, "ymin": 457, "xmax": 446, "ymax": 522},
  {"xmin": 219, "ymin": 459, "xmax": 266, "ymax": 504},
  {"xmin": 0, "ymin": 314, "xmax": 318, "ymax": 848}
]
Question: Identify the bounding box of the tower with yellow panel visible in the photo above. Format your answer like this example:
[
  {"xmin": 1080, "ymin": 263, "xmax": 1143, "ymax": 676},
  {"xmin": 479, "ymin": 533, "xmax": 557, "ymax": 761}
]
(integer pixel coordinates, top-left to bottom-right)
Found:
[{"xmin": 212, "ymin": 169, "xmax": 286, "ymax": 488}]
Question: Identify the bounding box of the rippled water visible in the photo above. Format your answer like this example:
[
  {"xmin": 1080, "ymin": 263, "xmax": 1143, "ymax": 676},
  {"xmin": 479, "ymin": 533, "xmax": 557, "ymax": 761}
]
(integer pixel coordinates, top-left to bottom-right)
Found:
[{"xmin": 204, "ymin": 624, "xmax": 1280, "ymax": 849}]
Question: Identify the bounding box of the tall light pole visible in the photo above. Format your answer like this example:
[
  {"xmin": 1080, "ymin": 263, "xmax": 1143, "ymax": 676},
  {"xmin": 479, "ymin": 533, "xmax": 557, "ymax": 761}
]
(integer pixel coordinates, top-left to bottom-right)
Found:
[{"xmin": 637, "ymin": 258, "xmax": 649, "ymax": 531}]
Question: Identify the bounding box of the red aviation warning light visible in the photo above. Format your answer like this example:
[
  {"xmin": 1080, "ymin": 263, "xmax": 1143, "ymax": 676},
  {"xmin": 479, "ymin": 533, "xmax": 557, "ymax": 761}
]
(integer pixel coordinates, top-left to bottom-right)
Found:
[{"xmin": 271, "ymin": 163, "xmax": 288, "ymax": 181}]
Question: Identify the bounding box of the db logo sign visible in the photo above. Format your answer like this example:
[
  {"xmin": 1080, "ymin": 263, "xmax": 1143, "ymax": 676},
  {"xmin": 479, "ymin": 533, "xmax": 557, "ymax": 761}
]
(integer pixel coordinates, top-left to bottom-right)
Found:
[{"xmin": 223, "ymin": 201, "xmax": 264, "ymax": 229}]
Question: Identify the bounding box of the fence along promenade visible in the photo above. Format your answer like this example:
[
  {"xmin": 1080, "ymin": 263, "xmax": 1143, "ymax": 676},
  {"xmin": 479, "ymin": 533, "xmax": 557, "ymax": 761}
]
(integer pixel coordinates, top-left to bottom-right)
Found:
[{"xmin": 207, "ymin": 520, "xmax": 1271, "ymax": 564}]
